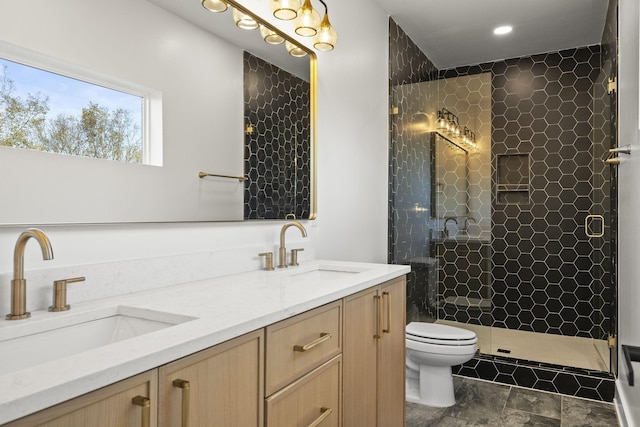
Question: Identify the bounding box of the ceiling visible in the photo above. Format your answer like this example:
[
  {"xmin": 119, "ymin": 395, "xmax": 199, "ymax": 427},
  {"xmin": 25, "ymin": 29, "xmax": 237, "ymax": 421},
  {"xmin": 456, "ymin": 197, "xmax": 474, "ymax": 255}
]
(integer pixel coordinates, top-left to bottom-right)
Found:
[{"xmin": 376, "ymin": 0, "xmax": 610, "ymax": 69}]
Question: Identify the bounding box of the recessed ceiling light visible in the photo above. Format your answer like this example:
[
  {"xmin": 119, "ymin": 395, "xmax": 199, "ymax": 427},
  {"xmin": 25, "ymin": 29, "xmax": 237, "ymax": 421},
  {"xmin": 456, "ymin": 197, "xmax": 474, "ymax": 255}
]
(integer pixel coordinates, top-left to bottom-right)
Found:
[{"xmin": 494, "ymin": 25, "xmax": 513, "ymax": 35}]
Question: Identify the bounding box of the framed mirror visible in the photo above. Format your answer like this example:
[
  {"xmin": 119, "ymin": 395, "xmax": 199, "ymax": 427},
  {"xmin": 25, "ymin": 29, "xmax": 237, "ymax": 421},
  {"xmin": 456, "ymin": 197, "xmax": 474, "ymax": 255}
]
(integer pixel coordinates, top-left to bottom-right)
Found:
[{"xmin": 0, "ymin": 0, "xmax": 316, "ymax": 224}]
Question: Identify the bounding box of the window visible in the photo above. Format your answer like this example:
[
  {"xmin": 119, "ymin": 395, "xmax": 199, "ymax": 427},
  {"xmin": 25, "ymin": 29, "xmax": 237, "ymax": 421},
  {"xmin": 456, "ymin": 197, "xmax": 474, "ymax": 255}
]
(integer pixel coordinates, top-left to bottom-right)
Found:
[{"xmin": 0, "ymin": 57, "xmax": 146, "ymax": 163}]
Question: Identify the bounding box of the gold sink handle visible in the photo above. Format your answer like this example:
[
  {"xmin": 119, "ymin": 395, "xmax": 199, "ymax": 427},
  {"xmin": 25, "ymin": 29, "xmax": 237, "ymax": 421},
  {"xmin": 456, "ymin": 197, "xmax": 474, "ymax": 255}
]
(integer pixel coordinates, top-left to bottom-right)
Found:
[{"xmin": 48, "ymin": 276, "xmax": 85, "ymax": 312}]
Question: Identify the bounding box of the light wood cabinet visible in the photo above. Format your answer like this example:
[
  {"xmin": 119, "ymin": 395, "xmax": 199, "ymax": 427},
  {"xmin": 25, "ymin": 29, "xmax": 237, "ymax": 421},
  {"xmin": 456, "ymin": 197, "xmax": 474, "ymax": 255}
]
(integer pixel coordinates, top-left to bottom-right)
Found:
[
  {"xmin": 343, "ymin": 276, "xmax": 406, "ymax": 427},
  {"xmin": 265, "ymin": 300, "xmax": 342, "ymax": 396},
  {"xmin": 264, "ymin": 301, "xmax": 343, "ymax": 427},
  {"xmin": 5, "ymin": 370, "xmax": 157, "ymax": 427},
  {"xmin": 158, "ymin": 330, "xmax": 264, "ymax": 427},
  {"xmin": 377, "ymin": 277, "xmax": 407, "ymax": 426},
  {"xmin": 4, "ymin": 275, "xmax": 406, "ymax": 427},
  {"xmin": 265, "ymin": 356, "xmax": 342, "ymax": 427}
]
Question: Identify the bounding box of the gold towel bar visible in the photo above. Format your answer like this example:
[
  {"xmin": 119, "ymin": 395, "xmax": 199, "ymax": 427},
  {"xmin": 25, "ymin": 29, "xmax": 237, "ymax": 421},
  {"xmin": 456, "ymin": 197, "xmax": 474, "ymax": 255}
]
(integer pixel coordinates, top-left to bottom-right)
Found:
[{"xmin": 198, "ymin": 172, "xmax": 247, "ymax": 182}]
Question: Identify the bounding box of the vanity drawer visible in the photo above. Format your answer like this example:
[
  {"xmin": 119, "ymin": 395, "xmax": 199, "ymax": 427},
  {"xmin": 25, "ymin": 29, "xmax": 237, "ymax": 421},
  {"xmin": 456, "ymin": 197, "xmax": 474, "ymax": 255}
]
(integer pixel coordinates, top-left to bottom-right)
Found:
[
  {"xmin": 265, "ymin": 300, "xmax": 342, "ymax": 395},
  {"xmin": 265, "ymin": 355, "xmax": 341, "ymax": 427}
]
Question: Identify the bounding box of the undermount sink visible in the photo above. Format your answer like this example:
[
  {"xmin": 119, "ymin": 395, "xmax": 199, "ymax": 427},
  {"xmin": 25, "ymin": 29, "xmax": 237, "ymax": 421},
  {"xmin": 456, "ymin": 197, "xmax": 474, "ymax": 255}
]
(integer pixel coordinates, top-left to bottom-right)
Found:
[
  {"xmin": 0, "ymin": 306, "xmax": 194, "ymax": 376},
  {"xmin": 287, "ymin": 264, "xmax": 371, "ymax": 281}
]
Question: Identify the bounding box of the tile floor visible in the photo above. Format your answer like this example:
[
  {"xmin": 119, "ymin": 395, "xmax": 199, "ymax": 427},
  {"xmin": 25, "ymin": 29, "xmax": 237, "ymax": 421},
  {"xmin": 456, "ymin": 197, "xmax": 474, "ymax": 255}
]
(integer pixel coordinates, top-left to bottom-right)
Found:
[{"xmin": 406, "ymin": 377, "xmax": 619, "ymax": 427}]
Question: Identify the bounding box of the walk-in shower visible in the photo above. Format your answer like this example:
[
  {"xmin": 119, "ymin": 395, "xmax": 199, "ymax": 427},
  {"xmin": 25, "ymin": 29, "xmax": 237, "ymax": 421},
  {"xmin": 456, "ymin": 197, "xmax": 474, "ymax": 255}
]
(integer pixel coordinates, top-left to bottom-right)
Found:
[{"xmin": 388, "ymin": 0, "xmax": 618, "ymax": 401}]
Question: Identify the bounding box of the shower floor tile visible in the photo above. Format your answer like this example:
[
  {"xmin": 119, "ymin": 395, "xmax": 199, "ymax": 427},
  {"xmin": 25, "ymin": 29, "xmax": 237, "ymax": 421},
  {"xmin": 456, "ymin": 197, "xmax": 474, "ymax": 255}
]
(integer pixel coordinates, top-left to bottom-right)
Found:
[{"xmin": 405, "ymin": 377, "xmax": 619, "ymax": 427}]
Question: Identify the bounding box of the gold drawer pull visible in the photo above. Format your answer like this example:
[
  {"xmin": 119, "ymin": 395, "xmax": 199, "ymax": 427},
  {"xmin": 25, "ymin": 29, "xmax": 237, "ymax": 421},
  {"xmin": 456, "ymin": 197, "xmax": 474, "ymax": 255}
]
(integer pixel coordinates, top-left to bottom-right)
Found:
[
  {"xmin": 382, "ymin": 291, "xmax": 391, "ymax": 334},
  {"xmin": 132, "ymin": 396, "xmax": 151, "ymax": 427},
  {"xmin": 308, "ymin": 407, "xmax": 332, "ymax": 427},
  {"xmin": 173, "ymin": 379, "xmax": 191, "ymax": 427},
  {"xmin": 294, "ymin": 332, "xmax": 332, "ymax": 352}
]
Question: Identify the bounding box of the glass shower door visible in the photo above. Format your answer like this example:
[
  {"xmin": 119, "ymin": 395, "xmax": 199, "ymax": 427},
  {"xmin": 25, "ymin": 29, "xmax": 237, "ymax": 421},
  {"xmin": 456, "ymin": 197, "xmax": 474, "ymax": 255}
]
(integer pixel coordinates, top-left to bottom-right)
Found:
[{"xmin": 589, "ymin": 15, "xmax": 618, "ymax": 375}]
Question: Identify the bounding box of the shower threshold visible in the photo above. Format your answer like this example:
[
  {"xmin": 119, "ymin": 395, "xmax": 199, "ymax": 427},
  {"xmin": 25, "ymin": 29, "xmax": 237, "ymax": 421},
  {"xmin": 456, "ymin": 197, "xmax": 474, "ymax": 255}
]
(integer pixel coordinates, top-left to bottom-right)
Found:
[{"xmin": 436, "ymin": 320, "xmax": 610, "ymax": 372}]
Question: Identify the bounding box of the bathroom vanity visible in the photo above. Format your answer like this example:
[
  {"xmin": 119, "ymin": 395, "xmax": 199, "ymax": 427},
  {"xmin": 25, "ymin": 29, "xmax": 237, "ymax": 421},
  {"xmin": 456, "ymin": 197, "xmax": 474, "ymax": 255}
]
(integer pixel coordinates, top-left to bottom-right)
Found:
[{"xmin": 0, "ymin": 260, "xmax": 408, "ymax": 426}]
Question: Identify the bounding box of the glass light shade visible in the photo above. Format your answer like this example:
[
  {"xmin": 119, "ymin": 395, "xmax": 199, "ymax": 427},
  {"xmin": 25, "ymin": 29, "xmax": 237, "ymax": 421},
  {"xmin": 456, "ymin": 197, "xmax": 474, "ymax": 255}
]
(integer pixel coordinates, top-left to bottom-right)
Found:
[
  {"xmin": 294, "ymin": 0, "xmax": 321, "ymax": 37},
  {"xmin": 201, "ymin": 0, "xmax": 228, "ymax": 12},
  {"xmin": 270, "ymin": 0, "xmax": 301, "ymax": 20},
  {"xmin": 232, "ymin": 8, "xmax": 259, "ymax": 30},
  {"xmin": 286, "ymin": 40, "xmax": 308, "ymax": 57},
  {"xmin": 260, "ymin": 25, "xmax": 285, "ymax": 44},
  {"xmin": 313, "ymin": 14, "xmax": 338, "ymax": 51}
]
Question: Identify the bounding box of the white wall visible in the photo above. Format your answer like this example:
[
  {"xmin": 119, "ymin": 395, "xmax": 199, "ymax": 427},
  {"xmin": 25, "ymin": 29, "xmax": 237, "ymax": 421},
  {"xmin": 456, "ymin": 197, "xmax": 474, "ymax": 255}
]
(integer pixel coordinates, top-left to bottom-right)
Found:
[
  {"xmin": 314, "ymin": 0, "xmax": 391, "ymax": 263},
  {"xmin": 0, "ymin": 0, "xmax": 392, "ymax": 313},
  {"xmin": 616, "ymin": 0, "xmax": 640, "ymax": 424}
]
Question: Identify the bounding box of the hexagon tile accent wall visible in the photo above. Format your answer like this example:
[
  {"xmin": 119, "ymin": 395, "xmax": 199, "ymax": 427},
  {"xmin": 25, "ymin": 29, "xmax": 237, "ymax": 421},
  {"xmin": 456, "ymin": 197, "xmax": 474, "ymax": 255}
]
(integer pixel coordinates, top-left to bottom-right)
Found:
[
  {"xmin": 243, "ymin": 52, "xmax": 311, "ymax": 220},
  {"xmin": 439, "ymin": 45, "xmax": 610, "ymax": 341},
  {"xmin": 389, "ymin": 16, "xmax": 617, "ymax": 401}
]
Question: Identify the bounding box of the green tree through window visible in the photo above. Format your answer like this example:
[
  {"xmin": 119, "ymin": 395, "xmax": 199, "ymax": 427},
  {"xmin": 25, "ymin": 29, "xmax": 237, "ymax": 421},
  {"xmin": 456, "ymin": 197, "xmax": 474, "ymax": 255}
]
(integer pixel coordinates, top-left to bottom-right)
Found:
[{"xmin": 0, "ymin": 64, "xmax": 142, "ymax": 163}]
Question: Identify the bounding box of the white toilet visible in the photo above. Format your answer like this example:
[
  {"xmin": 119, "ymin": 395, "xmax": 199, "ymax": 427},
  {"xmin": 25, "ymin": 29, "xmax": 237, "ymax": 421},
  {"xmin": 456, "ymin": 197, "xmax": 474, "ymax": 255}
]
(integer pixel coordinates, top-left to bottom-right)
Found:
[{"xmin": 405, "ymin": 322, "xmax": 477, "ymax": 407}]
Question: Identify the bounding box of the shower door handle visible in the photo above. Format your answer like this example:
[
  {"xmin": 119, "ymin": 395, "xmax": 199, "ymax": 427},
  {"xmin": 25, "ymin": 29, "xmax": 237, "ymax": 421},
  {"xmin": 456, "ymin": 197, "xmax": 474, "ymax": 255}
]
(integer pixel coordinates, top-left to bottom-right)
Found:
[{"xmin": 585, "ymin": 214, "xmax": 605, "ymax": 238}]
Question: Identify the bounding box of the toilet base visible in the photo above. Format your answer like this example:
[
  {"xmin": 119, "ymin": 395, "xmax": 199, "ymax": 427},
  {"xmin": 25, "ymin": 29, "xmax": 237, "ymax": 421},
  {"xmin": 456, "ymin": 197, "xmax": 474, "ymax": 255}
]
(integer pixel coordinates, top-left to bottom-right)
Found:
[{"xmin": 406, "ymin": 364, "xmax": 456, "ymax": 407}]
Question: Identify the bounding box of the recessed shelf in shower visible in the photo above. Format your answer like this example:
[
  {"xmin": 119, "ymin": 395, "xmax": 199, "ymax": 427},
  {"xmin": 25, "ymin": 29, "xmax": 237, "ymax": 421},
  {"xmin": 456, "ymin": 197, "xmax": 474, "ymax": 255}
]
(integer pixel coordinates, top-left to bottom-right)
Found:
[{"xmin": 496, "ymin": 153, "xmax": 530, "ymax": 205}]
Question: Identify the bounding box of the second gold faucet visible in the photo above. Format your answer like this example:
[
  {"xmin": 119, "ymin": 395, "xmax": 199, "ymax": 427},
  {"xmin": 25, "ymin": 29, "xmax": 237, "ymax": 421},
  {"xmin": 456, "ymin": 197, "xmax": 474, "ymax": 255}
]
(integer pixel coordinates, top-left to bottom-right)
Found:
[{"xmin": 278, "ymin": 221, "xmax": 307, "ymax": 268}]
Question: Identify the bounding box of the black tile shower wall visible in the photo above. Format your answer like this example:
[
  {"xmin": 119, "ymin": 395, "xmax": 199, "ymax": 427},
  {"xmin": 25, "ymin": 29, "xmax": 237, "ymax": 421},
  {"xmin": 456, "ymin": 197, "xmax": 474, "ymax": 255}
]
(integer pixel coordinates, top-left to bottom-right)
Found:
[
  {"xmin": 243, "ymin": 51, "xmax": 311, "ymax": 220},
  {"xmin": 442, "ymin": 46, "xmax": 609, "ymax": 339},
  {"xmin": 388, "ymin": 19, "xmax": 440, "ymax": 318},
  {"xmin": 389, "ymin": 19, "xmax": 438, "ymax": 87},
  {"xmin": 436, "ymin": 239, "xmax": 492, "ymax": 326},
  {"xmin": 453, "ymin": 354, "xmax": 615, "ymax": 402}
]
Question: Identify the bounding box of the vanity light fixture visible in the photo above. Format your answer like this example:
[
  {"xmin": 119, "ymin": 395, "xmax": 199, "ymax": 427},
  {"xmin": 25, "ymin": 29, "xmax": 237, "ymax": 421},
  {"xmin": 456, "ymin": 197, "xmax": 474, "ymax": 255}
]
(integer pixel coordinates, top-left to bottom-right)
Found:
[
  {"xmin": 200, "ymin": 0, "xmax": 336, "ymax": 55},
  {"xmin": 260, "ymin": 25, "xmax": 285, "ymax": 44},
  {"xmin": 201, "ymin": 0, "xmax": 228, "ymax": 13},
  {"xmin": 294, "ymin": 0, "xmax": 322, "ymax": 36},
  {"xmin": 436, "ymin": 108, "xmax": 477, "ymax": 150},
  {"xmin": 232, "ymin": 8, "xmax": 259, "ymax": 30},
  {"xmin": 313, "ymin": 0, "xmax": 338, "ymax": 51},
  {"xmin": 493, "ymin": 25, "xmax": 513, "ymax": 35},
  {"xmin": 286, "ymin": 40, "xmax": 308, "ymax": 57},
  {"xmin": 270, "ymin": 0, "xmax": 302, "ymax": 20}
]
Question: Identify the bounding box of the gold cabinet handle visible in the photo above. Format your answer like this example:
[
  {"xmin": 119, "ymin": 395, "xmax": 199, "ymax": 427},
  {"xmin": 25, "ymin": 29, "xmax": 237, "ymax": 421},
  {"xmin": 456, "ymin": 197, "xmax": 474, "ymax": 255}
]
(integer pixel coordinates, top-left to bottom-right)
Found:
[
  {"xmin": 132, "ymin": 396, "xmax": 150, "ymax": 427},
  {"xmin": 308, "ymin": 407, "xmax": 332, "ymax": 427},
  {"xmin": 374, "ymin": 294, "xmax": 383, "ymax": 339},
  {"xmin": 294, "ymin": 332, "xmax": 332, "ymax": 352},
  {"xmin": 382, "ymin": 291, "xmax": 391, "ymax": 334},
  {"xmin": 173, "ymin": 379, "xmax": 191, "ymax": 427}
]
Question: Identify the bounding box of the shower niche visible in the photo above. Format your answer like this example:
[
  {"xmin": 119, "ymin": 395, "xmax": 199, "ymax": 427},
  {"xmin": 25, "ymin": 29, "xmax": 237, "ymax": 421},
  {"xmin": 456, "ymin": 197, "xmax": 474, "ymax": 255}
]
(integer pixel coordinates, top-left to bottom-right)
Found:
[{"xmin": 496, "ymin": 153, "xmax": 530, "ymax": 205}]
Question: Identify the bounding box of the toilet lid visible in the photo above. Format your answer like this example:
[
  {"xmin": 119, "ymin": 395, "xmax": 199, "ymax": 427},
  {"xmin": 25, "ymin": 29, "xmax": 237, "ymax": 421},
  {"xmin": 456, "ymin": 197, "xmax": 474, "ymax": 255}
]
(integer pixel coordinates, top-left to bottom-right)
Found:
[{"xmin": 406, "ymin": 322, "xmax": 477, "ymax": 344}]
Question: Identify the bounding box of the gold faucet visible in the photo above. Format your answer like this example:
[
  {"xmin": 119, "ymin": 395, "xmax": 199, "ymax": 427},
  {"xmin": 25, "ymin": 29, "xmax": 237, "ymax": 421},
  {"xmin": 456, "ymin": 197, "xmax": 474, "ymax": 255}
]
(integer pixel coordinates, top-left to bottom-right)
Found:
[
  {"xmin": 278, "ymin": 221, "xmax": 307, "ymax": 268},
  {"xmin": 6, "ymin": 228, "xmax": 54, "ymax": 320}
]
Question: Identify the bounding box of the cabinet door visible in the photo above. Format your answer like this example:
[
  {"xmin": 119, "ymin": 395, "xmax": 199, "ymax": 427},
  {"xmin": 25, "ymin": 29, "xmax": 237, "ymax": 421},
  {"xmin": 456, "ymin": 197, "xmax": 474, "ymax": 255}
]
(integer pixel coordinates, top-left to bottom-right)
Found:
[
  {"xmin": 342, "ymin": 287, "xmax": 379, "ymax": 427},
  {"xmin": 378, "ymin": 276, "xmax": 406, "ymax": 427},
  {"xmin": 158, "ymin": 330, "xmax": 264, "ymax": 427},
  {"xmin": 6, "ymin": 371, "xmax": 158, "ymax": 427},
  {"xmin": 265, "ymin": 355, "xmax": 341, "ymax": 427}
]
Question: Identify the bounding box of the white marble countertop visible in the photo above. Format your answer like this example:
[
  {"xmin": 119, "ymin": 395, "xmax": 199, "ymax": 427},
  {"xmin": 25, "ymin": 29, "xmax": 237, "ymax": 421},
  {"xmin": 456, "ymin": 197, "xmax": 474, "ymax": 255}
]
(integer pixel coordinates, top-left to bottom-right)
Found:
[{"xmin": 0, "ymin": 259, "xmax": 409, "ymax": 424}]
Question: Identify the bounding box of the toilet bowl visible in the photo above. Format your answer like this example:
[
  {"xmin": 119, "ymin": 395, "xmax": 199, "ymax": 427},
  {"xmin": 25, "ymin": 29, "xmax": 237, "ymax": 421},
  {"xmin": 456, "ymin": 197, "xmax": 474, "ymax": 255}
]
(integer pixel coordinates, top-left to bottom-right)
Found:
[{"xmin": 406, "ymin": 322, "xmax": 477, "ymax": 407}]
